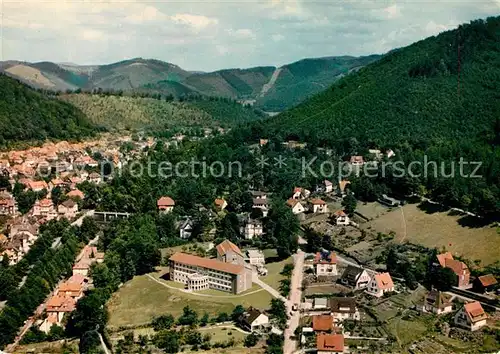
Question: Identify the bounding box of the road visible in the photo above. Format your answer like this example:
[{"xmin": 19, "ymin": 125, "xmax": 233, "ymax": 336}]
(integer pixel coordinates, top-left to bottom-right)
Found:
[
  {"xmin": 284, "ymin": 250, "xmax": 305, "ymax": 354},
  {"xmin": 98, "ymin": 332, "xmax": 111, "ymax": 354}
]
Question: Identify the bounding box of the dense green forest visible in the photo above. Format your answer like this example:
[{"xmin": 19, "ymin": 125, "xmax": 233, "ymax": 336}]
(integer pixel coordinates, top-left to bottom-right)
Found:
[
  {"xmin": 0, "ymin": 74, "xmax": 95, "ymax": 146},
  {"xmin": 59, "ymin": 92, "xmax": 265, "ymax": 132},
  {"xmin": 247, "ymin": 16, "xmax": 500, "ymax": 219}
]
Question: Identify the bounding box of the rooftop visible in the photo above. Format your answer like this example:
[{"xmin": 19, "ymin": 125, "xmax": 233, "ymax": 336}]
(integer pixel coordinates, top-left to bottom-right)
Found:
[{"xmin": 170, "ymin": 252, "xmax": 245, "ymax": 275}]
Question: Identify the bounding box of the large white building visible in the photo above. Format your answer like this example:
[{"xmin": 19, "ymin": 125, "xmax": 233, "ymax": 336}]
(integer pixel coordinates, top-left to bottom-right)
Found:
[{"xmin": 169, "ymin": 252, "xmax": 252, "ymax": 294}]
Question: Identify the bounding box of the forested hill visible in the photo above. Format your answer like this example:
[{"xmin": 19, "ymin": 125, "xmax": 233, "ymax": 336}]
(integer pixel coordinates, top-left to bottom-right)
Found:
[
  {"xmin": 267, "ymin": 17, "xmax": 500, "ymax": 145},
  {"xmin": 255, "ymin": 16, "xmax": 500, "ymax": 219},
  {"xmin": 0, "ymin": 74, "xmax": 95, "ymax": 146}
]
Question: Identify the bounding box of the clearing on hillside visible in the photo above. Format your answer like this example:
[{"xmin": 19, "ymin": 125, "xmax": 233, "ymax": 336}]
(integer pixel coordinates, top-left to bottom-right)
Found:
[{"xmin": 362, "ymin": 203, "xmax": 499, "ymax": 265}]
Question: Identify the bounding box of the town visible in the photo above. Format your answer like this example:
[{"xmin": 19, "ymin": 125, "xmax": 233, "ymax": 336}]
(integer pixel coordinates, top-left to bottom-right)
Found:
[{"xmin": 1, "ymin": 134, "xmax": 498, "ymax": 354}]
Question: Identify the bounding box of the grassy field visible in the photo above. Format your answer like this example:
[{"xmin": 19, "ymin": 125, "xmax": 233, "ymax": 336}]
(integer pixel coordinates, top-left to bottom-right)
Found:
[
  {"xmin": 13, "ymin": 340, "xmax": 79, "ymax": 354},
  {"xmin": 362, "ymin": 203, "xmax": 500, "ymax": 265},
  {"xmin": 260, "ymin": 257, "xmax": 292, "ymax": 290},
  {"xmin": 107, "ymin": 268, "xmax": 273, "ymax": 329}
]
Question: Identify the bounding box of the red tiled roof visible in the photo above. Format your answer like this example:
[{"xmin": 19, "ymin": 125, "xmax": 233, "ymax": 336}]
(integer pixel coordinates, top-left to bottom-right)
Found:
[
  {"xmin": 216, "ymin": 240, "xmax": 243, "ymax": 257},
  {"xmin": 310, "ymin": 199, "xmax": 326, "ymax": 205},
  {"xmin": 445, "ymin": 258, "xmax": 469, "ymax": 276},
  {"xmin": 312, "ymin": 315, "xmax": 334, "ymax": 332},
  {"xmin": 316, "ymin": 334, "xmax": 344, "ymax": 352},
  {"xmin": 169, "ymin": 252, "xmax": 244, "ymax": 275},
  {"xmin": 477, "ymin": 274, "xmax": 498, "ymax": 287},
  {"xmin": 67, "ymin": 189, "xmax": 84, "ymax": 199},
  {"xmin": 214, "ymin": 198, "xmax": 226, "ymax": 207},
  {"xmin": 464, "ymin": 301, "xmax": 487, "ymax": 323},
  {"xmin": 436, "ymin": 252, "xmax": 453, "ymax": 267},
  {"xmin": 374, "ymin": 272, "xmax": 394, "ymax": 290},
  {"xmin": 286, "ymin": 198, "xmax": 300, "ymax": 207},
  {"xmin": 157, "ymin": 196, "xmax": 175, "ymax": 207},
  {"xmin": 334, "ymin": 210, "xmax": 347, "ymax": 217}
]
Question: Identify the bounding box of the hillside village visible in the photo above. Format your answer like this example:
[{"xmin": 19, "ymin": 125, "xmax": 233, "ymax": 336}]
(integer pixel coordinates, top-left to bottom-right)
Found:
[{"xmin": 0, "ymin": 132, "xmax": 499, "ymax": 354}]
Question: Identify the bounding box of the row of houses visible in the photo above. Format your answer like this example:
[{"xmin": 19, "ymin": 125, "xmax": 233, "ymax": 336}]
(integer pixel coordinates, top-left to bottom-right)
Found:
[{"xmin": 38, "ymin": 245, "xmax": 104, "ymax": 333}]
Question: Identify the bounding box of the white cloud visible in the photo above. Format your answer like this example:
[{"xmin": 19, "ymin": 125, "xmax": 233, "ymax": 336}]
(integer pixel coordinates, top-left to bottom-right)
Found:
[
  {"xmin": 81, "ymin": 29, "xmax": 106, "ymax": 41},
  {"xmin": 227, "ymin": 28, "xmax": 256, "ymax": 39},
  {"xmin": 383, "ymin": 4, "xmax": 402, "ymax": 19},
  {"xmin": 170, "ymin": 13, "xmax": 219, "ymax": 30},
  {"xmin": 125, "ymin": 6, "xmax": 167, "ymax": 24}
]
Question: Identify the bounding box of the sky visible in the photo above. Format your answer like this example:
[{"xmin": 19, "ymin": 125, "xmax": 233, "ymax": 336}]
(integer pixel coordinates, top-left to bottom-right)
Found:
[{"xmin": 1, "ymin": 0, "xmax": 499, "ymax": 72}]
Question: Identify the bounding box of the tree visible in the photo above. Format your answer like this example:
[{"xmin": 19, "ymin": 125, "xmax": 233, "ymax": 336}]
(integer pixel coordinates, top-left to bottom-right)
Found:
[
  {"xmin": 177, "ymin": 306, "xmax": 198, "ymax": 326},
  {"xmin": 79, "ymin": 330, "xmax": 102, "ymax": 354},
  {"xmin": 231, "ymin": 305, "xmax": 246, "ymax": 322},
  {"xmin": 341, "ymin": 193, "xmax": 357, "ymax": 216},
  {"xmin": 200, "ymin": 312, "xmax": 209, "ymax": 327},
  {"xmin": 268, "ymin": 299, "xmax": 287, "ymax": 329},
  {"xmin": 265, "ymin": 203, "xmax": 299, "ymax": 259},
  {"xmin": 244, "ymin": 333, "xmax": 259, "ymax": 347},
  {"xmin": 432, "ymin": 267, "xmax": 457, "ymax": 291},
  {"xmin": 67, "ymin": 290, "xmax": 108, "ymax": 337},
  {"xmin": 152, "ymin": 314, "xmax": 175, "ymax": 331},
  {"xmin": 155, "ymin": 330, "xmax": 180, "ymax": 353}
]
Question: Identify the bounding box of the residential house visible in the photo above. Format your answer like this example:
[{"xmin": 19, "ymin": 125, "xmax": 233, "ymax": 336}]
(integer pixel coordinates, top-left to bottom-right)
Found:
[
  {"xmin": 252, "ymin": 198, "xmax": 269, "ymax": 217},
  {"xmin": 49, "ymin": 178, "xmax": 67, "ymax": 191},
  {"xmin": 46, "ymin": 294, "xmax": 77, "ymax": 323},
  {"xmin": 28, "ymin": 180, "xmax": 48, "ymax": 192},
  {"xmin": 473, "ymin": 274, "xmax": 498, "ymax": 293},
  {"xmin": 58, "ymin": 199, "xmax": 78, "ymax": 219},
  {"xmin": 286, "ymin": 199, "xmax": 306, "ymax": 215},
  {"xmin": 366, "ymin": 272, "xmax": 395, "ymax": 297},
  {"xmin": 214, "ymin": 198, "xmax": 228, "ymax": 211},
  {"xmin": 32, "ymin": 198, "xmax": 57, "ymax": 219},
  {"xmin": 316, "ymin": 334, "xmax": 345, "ymax": 354},
  {"xmin": 239, "ymin": 307, "xmax": 269, "ymax": 332},
  {"xmin": 179, "ymin": 218, "xmax": 194, "ymax": 239},
  {"xmin": 251, "ymin": 190, "xmax": 267, "ymax": 200},
  {"xmin": 420, "ymin": 290, "xmax": 453, "ymax": 315},
  {"xmin": 386, "ymin": 149, "xmax": 396, "ymax": 158},
  {"xmin": 246, "ymin": 249, "xmax": 265, "ymax": 266},
  {"xmin": 39, "ymin": 313, "xmax": 60, "ymax": 334},
  {"xmin": 241, "ymin": 218, "xmax": 263, "ymax": 240},
  {"xmin": 312, "ymin": 315, "xmax": 335, "ymax": 333},
  {"xmin": 368, "ymin": 149, "xmax": 383, "ymax": 160},
  {"xmin": 157, "ymin": 196, "xmax": 175, "ymax": 214},
  {"xmin": 340, "ymin": 265, "xmax": 371, "ymax": 290},
  {"xmin": 435, "ymin": 252, "xmax": 470, "ymax": 288},
  {"xmin": 316, "ymin": 180, "xmax": 333, "ymax": 194},
  {"xmin": 314, "ymin": 251, "xmax": 338, "ymax": 277},
  {"xmin": 454, "ymin": 301, "xmax": 488, "ymax": 331},
  {"xmin": 0, "ymin": 194, "xmax": 16, "ymax": 215},
  {"xmin": 310, "ymin": 199, "xmax": 328, "ymax": 214},
  {"xmin": 88, "ymin": 172, "xmax": 102, "ymax": 184},
  {"xmin": 66, "ymin": 189, "xmax": 85, "ymax": 200},
  {"xmin": 314, "ymin": 297, "xmax": 328, "ymax": 310},
  {"xmin": 216, "ymin": 239, "xmax": 245, "ymax": 265},
  {"xmin": 259, "ymin": 139, "xmax": 269, "ymax": 147},
  {"xmin": 329, "ymin": 297, "xmax": 360, "ymax": 322},
  {"xmin": 292, "ymin": 187, "xmax": 310, "ymax": 200},
  {"xmin": 349, "ymin": 156, "xmax": 364, "ymax": 166},
  {"xmin": 333, "ymin": 210, "xmax": 350, "ymax": 226},
  {"xmin": 56, "ymin": 280, "xmax": 84, "ymax": 299}
]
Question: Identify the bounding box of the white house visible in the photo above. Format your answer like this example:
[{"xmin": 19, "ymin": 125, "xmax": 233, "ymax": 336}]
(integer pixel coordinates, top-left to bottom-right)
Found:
[
  {"xmin": 454, "ymin": 302, "xmax": 488, "ymax": 331},
  {"xmin": 239, "ymin": 307, "xmax": 269, "ymax": 332},
  {"xmin": 310, "ymin": 199, "xmax": 328, "ymax": 214},
  {"xmin": 157, "ymin": 196, "xmax": 175, "ymax": 214},
  {"xmin": 329, "ymin": 297, "xmax": 360, "ymax": 322},
  {"xmin": 242, "ymin": 219, "xmax": 263, "ymax": 240},
  {"xmin": 366, "ymin": 272, "xmax": 395, "ymax": 297},
  {"xmin": 314, "ymin": 251, "xmax": 337, "ymax": 277},
  {"xmin": 287, "ymin": 199, "xmax": 306, "ymax": 214},
  {"xmin": 57, "ymin": 199, "xmax": 78, "ymax": 220},
  {"xmin": 421, "ymin": 290, "xmax": 453, "ymax": 315},
  {"xmin": 333, "ymin": 210, "xmax": 350, "ymax": 226},
  {"xmin": 246, "ymin": 249, "xmax": 265, "ymax": 266},
  {"xmin": 179, "ymin": 218, "xmax": 194, "ymax": 239},
  {"xmin": 292, "ymin": 187, "xmax": 310, "ymax": 200},
  {"xmin": 340, "ymin": 265, "xmax": 371, "ymax": 290},
  {"xmin": 316, "ymin": 180, "xmax": 333, "ymax": 194},
  {"xmin": 253, "ymin": 198, "xmax": 269, "ymax": 217}
]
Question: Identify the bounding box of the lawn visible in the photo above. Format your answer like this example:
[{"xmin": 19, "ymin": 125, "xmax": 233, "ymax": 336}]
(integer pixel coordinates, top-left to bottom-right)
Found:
[
  {"xmin": 362, "ymin": 203, "xmax": 500, "ymax": 265},
  {"xmin": 387, "ymin": 317, "xmax": 428, "ymax": 346},
  {"xmin": 198, "ymin": 326, "xmax": 247, "ymax": 344},
  {"xmin": 260, "ymin": 257, "xmax": 292, "ymax": 290},
  {"xmin": 107, "ymin": 271, "xmax": 273, "ymax": 329},
  {"xmin": 356, "ymin": 202, "xmax": 392, "ymax": 220}
]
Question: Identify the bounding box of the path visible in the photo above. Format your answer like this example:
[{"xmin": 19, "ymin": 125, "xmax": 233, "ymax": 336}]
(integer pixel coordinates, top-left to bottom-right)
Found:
[
  {"xmin": 259, "ymin": 67, "xmax": 282, "ymax": 97},
  {"xmin": 399, "ymin": 206, "xmax": 408, "ymax": 243},
  {"xmin": 252, "ymin": 273, "xmax": 287, "ymax": 301},
  {"xmin": 200, "ymin": 324, "xmax": 251, "ymax": 335},
  {"xmin": 98, "ymin": 332, "xmax": 111, "ymax": 354},
  {"xmin": 146, "ymin": 274, "xmax": 266, "ymax": 298},
  {"xmin": 71, "ymin": 209, "xmax": 95, "ymax": 227},
  {"xmin": 284, "ymin": 250, "xmax": 305, "ymax": 354}
]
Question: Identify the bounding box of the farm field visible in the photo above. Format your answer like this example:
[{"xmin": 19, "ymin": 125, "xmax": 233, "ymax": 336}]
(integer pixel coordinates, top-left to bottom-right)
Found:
[
  {"xmin": 362, "ymin": 203, "xmax": 500, "ymax": 265},
  {"xmin": 107, "ymin": 268, "xmax": 273, "ymax": 329}
]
